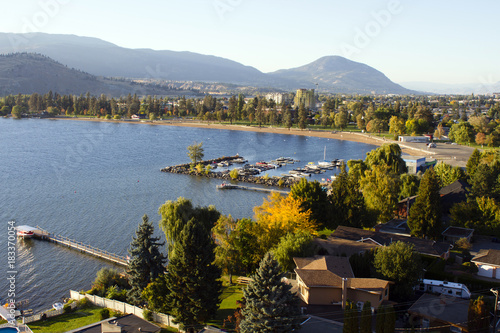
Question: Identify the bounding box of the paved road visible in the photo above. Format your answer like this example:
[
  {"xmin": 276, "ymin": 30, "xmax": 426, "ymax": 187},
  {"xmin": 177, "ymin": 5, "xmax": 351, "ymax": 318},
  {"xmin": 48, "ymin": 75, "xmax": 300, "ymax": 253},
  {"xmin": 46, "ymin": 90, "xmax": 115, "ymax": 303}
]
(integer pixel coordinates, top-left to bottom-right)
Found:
[{"xmin": 398, "ymin": 141, "xmax": 477, "ymax": 168}]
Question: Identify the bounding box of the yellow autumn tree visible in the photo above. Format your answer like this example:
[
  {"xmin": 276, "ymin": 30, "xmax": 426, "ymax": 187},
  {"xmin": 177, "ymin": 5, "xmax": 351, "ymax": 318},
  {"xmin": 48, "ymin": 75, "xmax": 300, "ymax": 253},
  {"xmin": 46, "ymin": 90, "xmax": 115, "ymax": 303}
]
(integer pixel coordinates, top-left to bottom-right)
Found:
[{"xmin": 253, "ymin": 192, "xmax": 317, "ymax": 254}]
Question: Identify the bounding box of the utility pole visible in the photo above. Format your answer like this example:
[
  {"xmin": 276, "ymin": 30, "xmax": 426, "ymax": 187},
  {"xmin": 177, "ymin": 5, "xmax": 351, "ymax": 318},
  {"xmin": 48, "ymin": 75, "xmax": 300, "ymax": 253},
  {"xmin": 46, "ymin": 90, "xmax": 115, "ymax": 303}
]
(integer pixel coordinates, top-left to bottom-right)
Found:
[{"xmin": 492, "ymin": 288, "xmax": 499, "ymax": 333}]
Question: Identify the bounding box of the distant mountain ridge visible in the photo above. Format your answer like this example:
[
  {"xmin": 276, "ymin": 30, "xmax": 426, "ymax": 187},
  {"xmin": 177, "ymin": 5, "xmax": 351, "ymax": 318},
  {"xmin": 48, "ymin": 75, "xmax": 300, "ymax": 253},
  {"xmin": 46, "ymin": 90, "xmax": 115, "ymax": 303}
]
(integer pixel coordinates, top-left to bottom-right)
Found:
[{"xmin": 0, "ymin": 32, "xmax": 418, "ymax": 94}]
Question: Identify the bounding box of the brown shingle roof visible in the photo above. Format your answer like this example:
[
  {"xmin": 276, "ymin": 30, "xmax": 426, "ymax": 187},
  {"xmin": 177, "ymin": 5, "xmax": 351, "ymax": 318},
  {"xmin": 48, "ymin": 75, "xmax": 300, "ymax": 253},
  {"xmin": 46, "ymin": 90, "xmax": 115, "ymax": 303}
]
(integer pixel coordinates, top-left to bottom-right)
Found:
[
  {"xmin": 441, "ymin": 226, "xmax": 474, "ymax": 238},
  {"xmin": 294, "ymin": 256, "xmax": 354, "ymax": 277},
  {"xmin": 472, "ymin": 249, "xmax": 500, "ymax": 266},
  {"xmin": 346, "ymin": 278, "xmax": 391, "ymax": 293},
  {"xmin": 332, "ymin": 226, "xmax": 450, "ymax": 257}
]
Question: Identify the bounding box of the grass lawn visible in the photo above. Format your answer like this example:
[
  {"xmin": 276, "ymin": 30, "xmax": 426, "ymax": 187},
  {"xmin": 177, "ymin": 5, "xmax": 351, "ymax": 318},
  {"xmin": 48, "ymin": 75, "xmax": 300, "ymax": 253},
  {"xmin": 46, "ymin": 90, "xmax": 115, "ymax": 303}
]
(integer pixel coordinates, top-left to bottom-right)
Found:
[
  {"xmin": 208, "ymin": 280, "xmax": 244, "ymax": 329},
  {"xmin": 28, "ymin": 306, "xmax": 103, "ymax": 333}
]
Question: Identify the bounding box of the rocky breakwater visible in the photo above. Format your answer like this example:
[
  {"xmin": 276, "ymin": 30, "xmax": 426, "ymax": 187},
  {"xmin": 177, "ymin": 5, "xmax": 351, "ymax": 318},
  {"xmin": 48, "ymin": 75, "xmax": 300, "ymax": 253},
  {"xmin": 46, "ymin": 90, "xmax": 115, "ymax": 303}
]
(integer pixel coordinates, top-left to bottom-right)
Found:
[{"xmin": 161, "ymin": 156, "xmax": 298, "ymax": 188}]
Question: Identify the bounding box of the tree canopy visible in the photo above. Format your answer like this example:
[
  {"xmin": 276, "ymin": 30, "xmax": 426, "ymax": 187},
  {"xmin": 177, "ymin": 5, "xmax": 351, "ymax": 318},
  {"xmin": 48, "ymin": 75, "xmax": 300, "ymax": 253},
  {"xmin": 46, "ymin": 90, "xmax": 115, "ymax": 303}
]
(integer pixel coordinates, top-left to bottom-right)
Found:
[{"xmin": 187, "ymin": 141, "xmax": 204, "ymax": 164}]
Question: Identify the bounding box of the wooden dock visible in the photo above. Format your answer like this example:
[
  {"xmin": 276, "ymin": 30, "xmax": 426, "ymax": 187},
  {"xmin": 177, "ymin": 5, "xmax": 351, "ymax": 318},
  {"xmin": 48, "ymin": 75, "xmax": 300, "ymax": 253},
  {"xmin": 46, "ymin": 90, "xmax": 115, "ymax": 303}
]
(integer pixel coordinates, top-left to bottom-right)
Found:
[
  {"xmin": 217, "ymin": 184, "xmax": 289, "ymax": 194},
  {"xmin": 33, "ymin": 226, "xmax": 128, "ymax": 266}
]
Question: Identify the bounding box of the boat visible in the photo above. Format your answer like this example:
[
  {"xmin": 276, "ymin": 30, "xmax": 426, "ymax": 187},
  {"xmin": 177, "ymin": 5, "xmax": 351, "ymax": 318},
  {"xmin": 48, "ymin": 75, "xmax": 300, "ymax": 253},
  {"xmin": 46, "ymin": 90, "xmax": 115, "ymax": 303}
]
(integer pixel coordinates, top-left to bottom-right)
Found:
[
  {"xmin": 216, "ymin": 183, "xmax": 239, "ymax": 189},
  {"xmin": 318, "ymin": 146, "xmax": 330, "ymax": 166},
  {"xmin": 53, "ymin": 302, "xmax": 64, "ymax": 311},
  {"xmin": 232, "ymin": 157, "xmax": 248, "ymax": 164},
  {"xmin": 16, "ymin": 225, "xmax": 37, "ymax": 238}
]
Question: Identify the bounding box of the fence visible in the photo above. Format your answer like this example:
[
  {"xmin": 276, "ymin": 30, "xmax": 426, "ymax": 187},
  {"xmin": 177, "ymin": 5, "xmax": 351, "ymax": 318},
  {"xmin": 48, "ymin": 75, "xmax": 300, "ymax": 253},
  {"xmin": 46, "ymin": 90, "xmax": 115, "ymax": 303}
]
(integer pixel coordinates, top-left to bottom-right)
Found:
[
  {"xmin": 23, "ymin": 303, "xmax": 77, "ymax": 324},
  {"xmin": 69, "ymin": 290, "xmax": 179, "ymax": 329}
]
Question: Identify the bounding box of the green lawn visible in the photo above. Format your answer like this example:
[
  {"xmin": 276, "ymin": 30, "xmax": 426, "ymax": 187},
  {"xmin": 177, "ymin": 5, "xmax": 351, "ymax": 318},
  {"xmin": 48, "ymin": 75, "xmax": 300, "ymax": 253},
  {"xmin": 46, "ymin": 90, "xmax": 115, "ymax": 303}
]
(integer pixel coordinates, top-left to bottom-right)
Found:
[
  {"xmin": 28, "ymin": 306, "xmax": 103, "ymax": 333},
  {"xmin": 208, "ymin": 281, "xmax": 245, "ymax": 329}
]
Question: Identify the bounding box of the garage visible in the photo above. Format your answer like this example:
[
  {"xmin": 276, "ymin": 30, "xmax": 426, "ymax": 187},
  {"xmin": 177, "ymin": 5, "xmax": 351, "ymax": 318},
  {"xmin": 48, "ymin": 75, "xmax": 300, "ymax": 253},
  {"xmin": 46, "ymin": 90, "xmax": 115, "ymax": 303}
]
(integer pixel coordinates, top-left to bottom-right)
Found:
[{"xmin": 477, "ymin": 264, "xmax": 494, "ymax": 278}]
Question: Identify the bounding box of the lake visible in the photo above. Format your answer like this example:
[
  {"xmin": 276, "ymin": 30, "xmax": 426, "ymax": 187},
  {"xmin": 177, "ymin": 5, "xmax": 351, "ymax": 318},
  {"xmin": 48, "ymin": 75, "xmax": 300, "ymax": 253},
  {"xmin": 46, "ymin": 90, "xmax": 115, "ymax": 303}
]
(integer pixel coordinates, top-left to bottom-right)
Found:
[{"xmin": 0, "ymin": 118, "xmax": 376, "ymax": 312}]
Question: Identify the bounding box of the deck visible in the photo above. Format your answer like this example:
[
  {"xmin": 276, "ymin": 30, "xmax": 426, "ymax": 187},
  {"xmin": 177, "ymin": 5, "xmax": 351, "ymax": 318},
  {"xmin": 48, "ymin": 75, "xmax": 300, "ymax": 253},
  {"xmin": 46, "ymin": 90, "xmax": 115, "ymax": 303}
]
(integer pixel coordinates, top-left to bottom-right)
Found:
[{"xmin": 33, "ymin": 226, "xmax": 128, "ymax": 266}]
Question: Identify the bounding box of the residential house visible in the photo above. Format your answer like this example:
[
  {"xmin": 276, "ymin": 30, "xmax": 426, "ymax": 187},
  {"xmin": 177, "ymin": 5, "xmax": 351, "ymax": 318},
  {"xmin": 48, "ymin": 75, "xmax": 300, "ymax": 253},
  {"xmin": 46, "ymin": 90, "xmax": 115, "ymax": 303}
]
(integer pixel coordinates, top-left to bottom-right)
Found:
[
  {"xmin": 294, "ymin": 256, "xmax": 391, "ymax": 309},
  {"xmin": 441, "ymin": 226, "xmax": 474, "ymax": 244},
  {"xmin": 374, "ymin": 219, "xmax": 411, "ymax": 237},
  {"xmin": 408, "ymin": 293, "xmax": 469, "ymax": 332},
  {"xmin": 472, "ymin": 249, "xmax": 500, "ymax": 279},
  {"xmin": 329, "ymin": 226, "xmax": 451, "ymax": 259}
]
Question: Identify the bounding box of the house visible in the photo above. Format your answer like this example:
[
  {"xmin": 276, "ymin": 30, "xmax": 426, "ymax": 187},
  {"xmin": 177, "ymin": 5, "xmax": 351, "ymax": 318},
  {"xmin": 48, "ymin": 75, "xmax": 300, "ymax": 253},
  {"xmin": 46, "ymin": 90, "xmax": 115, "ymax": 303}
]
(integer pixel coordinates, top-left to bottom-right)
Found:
[
  {"xmin": 294, "ymin": 256, "xmax": 391, "ymax": 309},
  {"xmin": 314, "ymin": 236, "xmax": 379, "ymax": 257},
  {"xmin": 472, "ymin": 249, "xmax": 500, "ymax": 279},
  {"xmin": 67, "ymin": 314, "xmax": 161, "ymax": 333},
  {"xmin": 374, "ymin": 219, "xmax": 411, "ymax": 237},
  {"xmin": 441, "ymin": 226, "xmax": 474, "ymax": 244},
  {"xmin": 408, "ymin": 293, "xmax": 470, "ymax": 332},
  {"xmin": 330, "ymin": 226, "xmax": 451, "ymax": 259}
]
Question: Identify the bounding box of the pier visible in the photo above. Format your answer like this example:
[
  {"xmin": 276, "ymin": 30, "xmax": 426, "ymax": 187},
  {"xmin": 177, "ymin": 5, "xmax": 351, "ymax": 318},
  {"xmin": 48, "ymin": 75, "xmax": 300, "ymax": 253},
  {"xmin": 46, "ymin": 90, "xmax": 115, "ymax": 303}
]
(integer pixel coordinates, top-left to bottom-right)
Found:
[
  {"xmin": 216, "ymin": 184, "xmax": 289, "ymax": 194},
  {"xmin": 32, "ymin": 226, "xmax": 128, "ymax": 266}
]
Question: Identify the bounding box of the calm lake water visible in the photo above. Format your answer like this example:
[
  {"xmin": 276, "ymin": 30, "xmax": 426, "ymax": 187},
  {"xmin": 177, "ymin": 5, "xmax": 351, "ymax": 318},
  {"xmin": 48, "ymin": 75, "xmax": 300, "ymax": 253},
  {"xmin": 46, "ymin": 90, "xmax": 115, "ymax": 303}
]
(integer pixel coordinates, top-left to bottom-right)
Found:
[{"xmin": 0, "ymin": 118, "xmax": 376, "ymax": 312}]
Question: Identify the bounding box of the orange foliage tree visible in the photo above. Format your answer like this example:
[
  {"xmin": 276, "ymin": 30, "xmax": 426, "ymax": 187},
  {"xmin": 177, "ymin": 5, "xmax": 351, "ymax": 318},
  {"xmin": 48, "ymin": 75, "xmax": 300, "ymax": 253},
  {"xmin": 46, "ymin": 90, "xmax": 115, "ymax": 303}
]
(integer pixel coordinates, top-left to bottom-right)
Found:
[{"xmin": 253, "ymin": 192, "xmax": 317, "ymax": 254}]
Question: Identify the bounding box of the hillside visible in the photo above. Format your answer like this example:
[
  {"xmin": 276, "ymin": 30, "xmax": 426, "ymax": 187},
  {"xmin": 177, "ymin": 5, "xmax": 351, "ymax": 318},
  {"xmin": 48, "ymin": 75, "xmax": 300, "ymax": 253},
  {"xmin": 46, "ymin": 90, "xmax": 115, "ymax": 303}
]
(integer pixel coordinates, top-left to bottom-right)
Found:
[
  {"xmin": 270, "ymin": 56, "xmax": 416, "ymax": 94},
  {"xmin": 0, "ymin": 33, "xmax": 418, "ymax": 94},
  {"xmin": 0, "ymin": 53, "xmax": 197, "ymax": 97}
]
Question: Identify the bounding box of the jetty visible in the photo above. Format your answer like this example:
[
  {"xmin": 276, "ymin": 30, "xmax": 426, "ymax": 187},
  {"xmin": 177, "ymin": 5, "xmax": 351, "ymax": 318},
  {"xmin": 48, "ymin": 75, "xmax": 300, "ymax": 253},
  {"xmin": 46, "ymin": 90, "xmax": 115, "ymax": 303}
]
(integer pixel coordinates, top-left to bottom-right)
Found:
[
  {"xmin": 216, "ymin": 184, "xmax": 289, "ymax": 194},
  {"xmin": 30, "ymin": 226, "xmax": 128, "ymax": 266}
]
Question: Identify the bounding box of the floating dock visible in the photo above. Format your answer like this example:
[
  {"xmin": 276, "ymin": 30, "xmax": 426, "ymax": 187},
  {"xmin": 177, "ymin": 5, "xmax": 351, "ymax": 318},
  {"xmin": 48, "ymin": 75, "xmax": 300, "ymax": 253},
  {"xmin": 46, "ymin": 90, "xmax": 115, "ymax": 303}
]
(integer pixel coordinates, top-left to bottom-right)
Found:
[
  {"xmin": 32, "ymin": 226, "xmax": 128, "ymax": 266},
  {"xmin": 217, "ymin": 184, "xmax": 289, "ymax": 194}
]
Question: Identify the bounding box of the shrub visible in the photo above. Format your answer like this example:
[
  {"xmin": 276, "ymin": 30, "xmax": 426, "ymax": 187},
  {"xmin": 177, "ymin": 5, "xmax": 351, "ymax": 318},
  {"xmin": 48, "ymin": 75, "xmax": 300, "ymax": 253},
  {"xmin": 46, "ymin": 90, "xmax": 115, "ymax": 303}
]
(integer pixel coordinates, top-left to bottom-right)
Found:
[
  {"xmin": 78, "ymin": 297, "xmax": 90, "ymax": 309},
  {"xmin": 110, "ymin": 310, "xmax": 123, "ymax": 318},
  {"xmin": 63, "ymin": 304, "xmax": 72, "ymax": 314},
  {"xmin": 278, "ymin": 178, "xmax": 284, "ymax": 187},
  {"xmin": 143, "ymin": 309, "xmax": 153, "ymax": 321},
  {"xmin": 230, "ymin": 169, "xmax": 239, "ymax": 180},
  {"xmin": 462, "ymin": 262, "xmax": 479, "ymax": 274},
  {"xmin": 99, "ymin": 308, "xmax": 110, "ymax": 320},
  {"xmin": 113, "ymin": 115, "xmax": 121, "ymax": 120}
]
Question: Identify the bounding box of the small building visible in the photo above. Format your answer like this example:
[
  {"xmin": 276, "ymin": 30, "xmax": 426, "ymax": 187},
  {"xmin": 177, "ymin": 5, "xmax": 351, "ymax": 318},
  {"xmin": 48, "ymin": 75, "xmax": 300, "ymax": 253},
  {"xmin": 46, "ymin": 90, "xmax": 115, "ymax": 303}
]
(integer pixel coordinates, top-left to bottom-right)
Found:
[
  {"xmin": 408, "ymin": 293, "xmax": 470, "ymax": 332},
  {"xmin": 294, "ymin": 256, "xmax": 391, "ymax": 309},
  {"xmin": 402, "ymin": 155, "xmax": 426, "ymax": 174},
  {"xmin": 472, "ymin": 249, "xmax": 500, "ymax": 279},
  {"xmin": 441, "ymin": 226, "xmax": 474, "ymax": 244},
  {"xmin": 398, "ymin": 136, "xmax": 430, "ymax": 143}
]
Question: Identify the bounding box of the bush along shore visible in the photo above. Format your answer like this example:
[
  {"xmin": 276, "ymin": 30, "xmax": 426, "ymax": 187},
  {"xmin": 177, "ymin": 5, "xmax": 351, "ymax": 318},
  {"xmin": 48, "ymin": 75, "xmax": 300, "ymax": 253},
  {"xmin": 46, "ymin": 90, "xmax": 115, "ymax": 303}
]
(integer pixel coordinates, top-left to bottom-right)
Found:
[{"xmin": 160, "ymin": 155, "xmax": 299, "ymax": 188}]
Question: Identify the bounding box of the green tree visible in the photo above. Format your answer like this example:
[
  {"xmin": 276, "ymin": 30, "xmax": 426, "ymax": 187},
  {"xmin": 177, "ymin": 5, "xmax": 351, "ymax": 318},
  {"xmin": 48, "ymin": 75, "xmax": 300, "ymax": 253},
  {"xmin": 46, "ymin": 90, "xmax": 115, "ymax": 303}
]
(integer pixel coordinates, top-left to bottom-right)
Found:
[
  {"xmin": 360, "ymin": 302, "xmax": 372, "ymax": 333},
  {"xmin": 360, "ymin": 165, "xmax": 401, "ymax": 222},
  {"xmin": 388, "ymin": 116, "xmax": 406, "ymax": 136},
  {"xmin": 449, "ymin": 121, "xmax": 475, "ymax": 144},
  {"xmin": 290, "ymin": 178, "xmax": 329, "ymax": 228},
  {"xmin": 240, "ymin": 253, "xmax": 301, "ymax": 333},
  {"xmin": 329, "ymin": 167, "xmax": 375, "ymax": 229},
  {"xmin": 384, "ymin": 305, "xmax": 395, "ymax": 333},
  {"xmin": 374, "ymin": 241, "xmax": 421, "ymax": 299},
  {"xmin": 164, "ymin": 218, "xmax": 222, "ymax": 332},
  {"xmin": 159, "ymin": 197, "xmax": 220, "ymax": 258},
  {"xmin": 365, "ymin": 144, "xmax": 407, "ymax": 175},
  {"xmin": 375, "ymin": 306, "xmax": 385, "ymax": 333},
  {"xmin": 212, "ymin": 215, "xmax": 241, "ymax": 283},
  {"xmin": 466, "ymin": 149, "xmax": 482, "ymax": 178},
  {"xmin": 343, "ymin": 300, "xmax": 359, "ymax": 333},
  {"xmin": 127, "ymin": 215, "xmax": 167, "ymax": 305},
  {"xmin": 467, "ymin": 296, "xmax": 489, "ymax": 333},
  {"xmin": 187, "ymin": 141, "xmax": 204, "ymax": 164},
  {"xmin": 283, "ymin": 104, "xmax": 293, "ymax": 129},
  {"xmin": 142, "ymin": 274, "xmax": 169, "ymax": 314},
  {"xmin": 11, "ymin": 105, "xmax": 22, "ymax": 119},
  {"xmin": 335, "ymin": 108, "xmax": 348, "ymax": 130},
  {"xmin": 434, "ymin": 161, "xmax": 466, "ymax": 187},
  {"xmin": 298, "ymin": 102, "xmax": 307, "ymax": 129},
  {"xmin": 399, "ymin": 173, "xmax": 420, "ymax": 200},
  {"xmin": 272, "ymin": 231, "xmax": 315, "ymax": 272},
  {"xmin": 408, "ymin": 168, "xmax": 442, "ymax": 239}
]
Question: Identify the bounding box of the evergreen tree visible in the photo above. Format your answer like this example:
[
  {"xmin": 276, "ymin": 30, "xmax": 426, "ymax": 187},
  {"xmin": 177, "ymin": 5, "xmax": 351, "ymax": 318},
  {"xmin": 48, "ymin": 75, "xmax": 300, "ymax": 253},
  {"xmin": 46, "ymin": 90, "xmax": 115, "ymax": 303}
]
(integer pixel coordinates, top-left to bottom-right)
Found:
[
  {"xmin": 343, "ymin": 300, "xmax": 359, "ymax": 333},
  {"xmin": 127, "ymin": 214, "xmax": 166, "ymax": 305},
  {"xmin": 360, "ymin": 302, "xmax": 372, "ymax": 333},
  {"xmin": 290, "ymin": 178, "xmax": 329, "ymax": 228},
  {"xmin": 298, "ymin": 102, "xmax": 307, "ymax": 129},
  {"xmin": 240, "ymin": 253, "xmax": 301, "ymax": 333},
  {"xmin": 164, "ymin": 218, "xmax": 222, "ymax": 332},
  {"xmin": 375, "ymin": 306, "xmax": 385, "ymax": 333},
  {"xmin": 383, "ymin": 305, "xmax": 395, "ymax": 333},
  {"xmin": 283, "ymin": 103, "xmax": 293, "ymax": 129},
  {"xmin": 408, "ymin": 167, "xmax": 442, "ymax": 239}
]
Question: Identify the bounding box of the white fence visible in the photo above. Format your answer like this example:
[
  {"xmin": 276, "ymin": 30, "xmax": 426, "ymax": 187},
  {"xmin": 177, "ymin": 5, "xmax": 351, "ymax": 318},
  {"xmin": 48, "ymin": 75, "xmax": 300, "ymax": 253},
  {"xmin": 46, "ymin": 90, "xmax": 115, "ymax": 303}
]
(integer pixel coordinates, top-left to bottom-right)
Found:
[{"xmin": 69, "ymin": 290, "xmax": 179, "ymax": 329}]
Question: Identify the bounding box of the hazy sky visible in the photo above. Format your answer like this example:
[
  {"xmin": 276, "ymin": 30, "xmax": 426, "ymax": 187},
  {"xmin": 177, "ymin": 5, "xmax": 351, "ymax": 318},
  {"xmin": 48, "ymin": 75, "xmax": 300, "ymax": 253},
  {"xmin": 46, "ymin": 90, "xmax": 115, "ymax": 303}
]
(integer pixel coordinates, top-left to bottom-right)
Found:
[{"xmin": 3, "ymin": 0, "xmax": 499, "ymax": 85}]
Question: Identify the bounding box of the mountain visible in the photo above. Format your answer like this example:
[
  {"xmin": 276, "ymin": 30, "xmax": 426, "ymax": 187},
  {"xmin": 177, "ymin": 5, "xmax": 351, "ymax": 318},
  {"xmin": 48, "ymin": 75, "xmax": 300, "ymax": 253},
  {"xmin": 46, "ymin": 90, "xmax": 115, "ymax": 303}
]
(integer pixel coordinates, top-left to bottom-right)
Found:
[
  {"xmin": 0, "ymin": 53, "xmax": 196, "ymax": 96},
  {"xmin": 0, "ymin": 32, "xmax": 269, "ymax": 85},
  {"xmin": 269, "ymin": 56, "xmax": 416, "ymax": 94},
  {"xmin": 0, "ymin": 32, "xmax": 417, "ymax": 94}
]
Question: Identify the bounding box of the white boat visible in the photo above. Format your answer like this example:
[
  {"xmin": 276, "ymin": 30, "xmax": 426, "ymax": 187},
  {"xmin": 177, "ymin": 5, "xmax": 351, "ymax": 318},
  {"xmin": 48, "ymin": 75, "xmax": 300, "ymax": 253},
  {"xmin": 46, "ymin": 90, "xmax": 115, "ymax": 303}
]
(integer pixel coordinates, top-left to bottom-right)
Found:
[
  {"xmin": 16, "ymin": 225, "xmax": 37, "ymax": 238},
  {"xmin": 318, "ymin": 146, "xmax": 330, "ymax": 166},
  {"xmin": 216, "ymin": 183, "xmax": 239, "ymax": 189},
  {"xmin": 53, "ymin": 302, "xmax": 64, "ymax": 311}
]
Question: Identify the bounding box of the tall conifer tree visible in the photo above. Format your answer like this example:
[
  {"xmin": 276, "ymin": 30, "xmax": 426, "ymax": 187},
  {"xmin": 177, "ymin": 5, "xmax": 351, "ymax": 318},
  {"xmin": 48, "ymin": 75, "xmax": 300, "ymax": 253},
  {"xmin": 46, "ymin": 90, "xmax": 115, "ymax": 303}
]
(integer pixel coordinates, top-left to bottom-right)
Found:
[
  {"xmin": 164, "ymin": 217, "xmax": 222, "ymax": 332},
  {"xmin": 240, "ymin": 253, "xmax": 301, "ymax": 333},
  {"xmin": 127, "ymin": 214, "xmax": 166, "ymax": 305}
]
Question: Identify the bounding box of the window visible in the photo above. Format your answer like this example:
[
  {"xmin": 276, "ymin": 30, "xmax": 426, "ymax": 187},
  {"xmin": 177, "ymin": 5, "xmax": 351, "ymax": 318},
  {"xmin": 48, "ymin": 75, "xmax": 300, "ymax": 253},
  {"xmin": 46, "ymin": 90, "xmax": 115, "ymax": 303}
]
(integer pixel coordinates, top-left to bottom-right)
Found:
[{"xmin": 385, "ymin": 288, "xmax": 388, "ymax": 296}]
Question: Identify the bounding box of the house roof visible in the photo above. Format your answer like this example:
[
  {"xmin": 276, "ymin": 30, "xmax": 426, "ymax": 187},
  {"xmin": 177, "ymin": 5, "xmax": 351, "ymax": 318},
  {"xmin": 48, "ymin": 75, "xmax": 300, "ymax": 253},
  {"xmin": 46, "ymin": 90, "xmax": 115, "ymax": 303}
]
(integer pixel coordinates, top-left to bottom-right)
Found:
[
  {"xmin": 439, "ymin": 180, "xmax": 470, "ymax": 214},
  {"xmin": 345, "ymin": 278, "xmax": 391, "ymax": 293},
  {"xmin": 442, "ymin": 226, "xmax": 474, "ymax": 238},
  {"xmin": 472, "ymin": 249, "xmax": 500, "ymax": 266},
  {"xmin": 332, "ymin": 226, "xmax": 451, "ymax": 258},
  {"xmin": 408, "ymin": 293, "xmax": 469, "ymax": 328},
  {"xmin": 314, "ymin": 237, "xmax": 378, "ymax": 257},
  {"xmin": 70, "ymin": 314, "xmax": 161, "ymax": 333},
  {"xmin": 375, "ymin": 219, "xmax": 411, "ymax": 236},
  {"xmin": 294, "ymin": 256, "xmax": 354, "ymax": 277}
]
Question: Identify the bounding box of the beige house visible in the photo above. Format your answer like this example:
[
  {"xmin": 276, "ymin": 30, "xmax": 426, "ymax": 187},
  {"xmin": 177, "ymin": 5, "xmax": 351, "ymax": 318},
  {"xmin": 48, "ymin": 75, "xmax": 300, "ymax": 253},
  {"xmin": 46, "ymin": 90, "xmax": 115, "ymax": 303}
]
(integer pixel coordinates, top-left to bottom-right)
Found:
[{"xmin": 294, "ymin": 256, "xmax": 391, "ymax": 309}]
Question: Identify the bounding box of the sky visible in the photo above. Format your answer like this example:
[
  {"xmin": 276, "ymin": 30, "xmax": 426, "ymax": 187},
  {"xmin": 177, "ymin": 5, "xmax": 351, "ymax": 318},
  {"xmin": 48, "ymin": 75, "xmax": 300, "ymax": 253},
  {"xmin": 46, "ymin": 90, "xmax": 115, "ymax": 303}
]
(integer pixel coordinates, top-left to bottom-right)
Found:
[{"xmin": 3, "ymin": 0, "xmax": 500, "ymax": 85}]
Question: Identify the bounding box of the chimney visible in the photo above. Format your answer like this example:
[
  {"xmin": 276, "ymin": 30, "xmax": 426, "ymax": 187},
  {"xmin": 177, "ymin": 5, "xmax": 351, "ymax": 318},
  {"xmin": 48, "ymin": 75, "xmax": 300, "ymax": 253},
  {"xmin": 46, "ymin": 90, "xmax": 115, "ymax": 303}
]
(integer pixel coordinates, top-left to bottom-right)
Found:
[{"xmin": 342, "ymin": 278, "xmax": 348, "ymax": 309}]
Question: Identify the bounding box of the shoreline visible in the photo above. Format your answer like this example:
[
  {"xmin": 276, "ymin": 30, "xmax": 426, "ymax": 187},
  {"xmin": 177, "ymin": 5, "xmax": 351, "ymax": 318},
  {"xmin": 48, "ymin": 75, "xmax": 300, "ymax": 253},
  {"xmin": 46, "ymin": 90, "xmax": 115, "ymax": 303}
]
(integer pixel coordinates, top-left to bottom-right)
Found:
[{"xmin": 52, "ymin": 117, "xmax": 430, "ymax": 157}]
